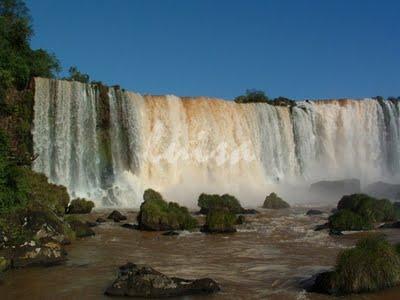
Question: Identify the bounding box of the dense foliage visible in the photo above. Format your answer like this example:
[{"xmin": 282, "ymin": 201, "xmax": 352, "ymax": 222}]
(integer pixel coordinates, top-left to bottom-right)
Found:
[
  {"xmin": 312, "ymin": 234, "xmax": 400, "ymax": 295},
  {"xmin": 234, "ymin": 89, "xmax": 296, "ymax": 106},
  {"xmin": 0, "ymin": 0, "xmax": 60, "ymax": 94},
  {"xmin": 329, "ymin": 194, "xmax": 399, "ymax": 231},
  {"xmin": 63, "ymin": 66, "xmax": 90, "ymax": 83},
  {"xmin": 137, "ymin": 189, "xmax": 197, "ymax": 231}
]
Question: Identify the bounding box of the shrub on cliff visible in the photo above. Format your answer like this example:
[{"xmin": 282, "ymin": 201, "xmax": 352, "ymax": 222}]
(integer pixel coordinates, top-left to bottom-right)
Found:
[
  {"xmin": 197, "ymin": 193, "xmax": 244, "ymax": 214},
  {"xmin": 234, "ymin": 89, "xmax": 269, "ymax": 103},
  {"xmin": 263, "ymin": 193, "xmax": 290, "ymax": 209},
  {"xmin": 202, "ymin": 209, "xmax": 237, "ymax": 234},
  {"xmin": 66, "ymin": 198, "xmax": 95, "ymax": 214},
  {"xmin": 310, "ymin": 234, "xmax": 400, "ymax": 295},
  {"xmin": 137, "ymin": 189, "xmax": 197, "ymax": 231}
]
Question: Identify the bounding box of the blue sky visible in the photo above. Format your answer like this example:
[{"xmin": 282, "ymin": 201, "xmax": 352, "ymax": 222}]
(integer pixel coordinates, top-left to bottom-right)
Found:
[{"xmin": 26, "ymin": 0, "xmax": 399, "ymax": 100}]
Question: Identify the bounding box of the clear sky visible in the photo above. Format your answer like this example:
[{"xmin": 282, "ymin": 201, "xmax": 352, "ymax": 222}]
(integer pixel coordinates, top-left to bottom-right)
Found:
[{"xmin": 26, "ymin": 0, "xmax": 399, "ymax": 100}]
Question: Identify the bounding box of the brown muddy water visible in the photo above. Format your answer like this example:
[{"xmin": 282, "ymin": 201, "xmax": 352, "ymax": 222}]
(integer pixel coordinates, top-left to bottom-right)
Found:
[{"xmin": 1, "ymin": 208, "xmax": 400, "ymax": 300}]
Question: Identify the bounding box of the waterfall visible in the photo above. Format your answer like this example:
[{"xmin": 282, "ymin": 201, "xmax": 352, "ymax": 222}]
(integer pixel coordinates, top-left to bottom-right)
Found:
[{"xmin": 32, "ymin": 78, "xmax": 400, "ymax": 208}]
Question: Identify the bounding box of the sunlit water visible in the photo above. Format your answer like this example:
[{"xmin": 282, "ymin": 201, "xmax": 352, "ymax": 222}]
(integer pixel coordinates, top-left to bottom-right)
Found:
[{"xmin": 1, "ymin": 208, "xmax": 400, "ymax": 300}]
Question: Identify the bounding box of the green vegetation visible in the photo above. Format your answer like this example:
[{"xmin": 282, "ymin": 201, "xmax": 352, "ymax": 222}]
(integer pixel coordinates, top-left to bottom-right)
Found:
[
  {"xmin": 137, "ymin": 189, "xmax": 197, "ymax": 231},
  {"xmin": 328, "ymin": 209, "xmax": 372, "ymax": 231},
  {"xmin": 63, "ymin": 66, "xmax": 90, "ymax": 83},
  {"xmin": 204, "ymin": 209, "xmax": 237, "ymax": 233},
  {"xmin": 234, "ymin": 89, "xmax": 296, "ymax": 106},
  {"xmin": 66, "ymin": 198, "xmax": 95, "ymax": 214},
  {"xmin": 234, "ymin": 89, "xmax": 269, "ymax": 103},
  {"xmin": 312, "ymin": 234, "xmax": 400, "ymax": 295},
  {"xmin": 0, "ymin": 0, "xmax": 60, "ymax": 94},
  {"xmin": 263, "ymin": 192, "xmax": 290, "ymax": 209},
  {"xmin": 329, "ymin": 194, "xmax": 398, "ymax": 231},
  {"xmin": 197, "ymin": 193, "xmax": 244, "ymax": 214}
]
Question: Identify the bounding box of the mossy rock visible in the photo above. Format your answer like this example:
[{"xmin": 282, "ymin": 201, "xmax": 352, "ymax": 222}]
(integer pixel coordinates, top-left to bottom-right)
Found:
[
  {"xmin": 330, "ymin": 194, "xmax": 398, "ymax": 231},
  {"xmin": 137, "ymin": 189, "xmax": 197, "ymax": 231},
  {"xmin": 329, "ymin": 209, "xmax": 372, "ymax": 231},
  {"xmin": 202, "ymin": 209, "xmax": 237, "ymax": 233},
  {"xmin": 65, "ymin": 216, "xmax": 95, "ymax": 238},
  {"xmin": 310, "ymin": 234, "xmax": 400, "ymax": 295},
  {"xmin": 337, "ymin": 194, "xmax": 397, "ymax": 223},
  {"xmin": 197, "ymin": 193, "xmax": 244, "ymax": 214},
  {"xmin": 263, "ymin": 193, "xmax": 290, "ymax": 209},
  {"xmin": 66, "ymin": 198, "xmax": 95, "ymax": 214}
]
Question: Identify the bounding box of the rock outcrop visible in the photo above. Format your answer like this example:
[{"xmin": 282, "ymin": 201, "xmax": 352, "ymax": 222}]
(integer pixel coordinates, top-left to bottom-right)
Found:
[{"xmin": 105, "ymin": 262, "xmax": 220, "ymax": 297}]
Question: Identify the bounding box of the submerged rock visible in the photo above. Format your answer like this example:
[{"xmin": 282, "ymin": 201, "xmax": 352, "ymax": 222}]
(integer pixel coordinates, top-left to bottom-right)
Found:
[
  {"xmin": 12, "ymin": 238, "xmax": 67, "ymax": 268},
  {"xmin": 66, "ymin": 218, "xmax": 95, "ymax": 238},
  {"xmin": 263, "ymin": 193, "xmax": 290, "ymax": 209},
  {"xmin": 137, "ymin": 189, "xmax": 197, "ymax": 231},
  {"xmin": 121, "ymin": 223, "xmax": 139, "ymax": 230},
  {"xmin": 201, "ymin": 209, "xmax": 237, "ymax": 234},
  {"xmin": 314, "ymin": 223, "xmax": 329, "ymax": 231},
  {"xmin": 66, "ymin": 198, "xmax": 95, "ymax": 214},
  {"xmin": 107, "ymin": 210, "xmax": 127, "ymax": 222},
  {"xmin": 105, "ymin": 262, "xmax": 220, "ymax": 297},
  {"xmin": 306, "ymin": 209, "xmax": 323, "ymax": 216},
  {"xmin": 162, "ymin": 231, "xmax": 180, "ymax": 236},
  {"xmin": 96, "ymin": 217, "xmax": 106, "ymax": 223}
]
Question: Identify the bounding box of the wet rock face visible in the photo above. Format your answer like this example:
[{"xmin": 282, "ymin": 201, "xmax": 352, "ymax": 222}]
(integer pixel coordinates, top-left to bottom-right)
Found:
[
  {"xmin": 105, "ymin": 263, "xmax": 220, "ymax": 298},
  {"xmin": 309, "ymin": 179, "xmax": 361, "ymax": 199},
  {"xmin": 11, "ymin": 238, "xmax": 67, "ymax": 268}
]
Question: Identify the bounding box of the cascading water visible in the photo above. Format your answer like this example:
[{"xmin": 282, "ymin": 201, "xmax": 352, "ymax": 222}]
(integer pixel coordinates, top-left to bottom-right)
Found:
[{"xmin": 32, "ymin": 78, "xmax": 400, "ymax": 208}]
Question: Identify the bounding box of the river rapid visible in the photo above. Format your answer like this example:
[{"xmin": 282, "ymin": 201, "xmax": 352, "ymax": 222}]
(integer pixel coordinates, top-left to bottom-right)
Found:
[{"xmin": 1, "ymin": 208, "xmax": 400, "ymax": 300}]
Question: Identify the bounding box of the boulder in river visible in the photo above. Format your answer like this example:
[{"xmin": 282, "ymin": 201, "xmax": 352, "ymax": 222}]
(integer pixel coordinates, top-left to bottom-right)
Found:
[
  {"xmin": 105, "ymin": 262, "xmax": 220, "ymax": 297},
  {"xmin": 137, "ymin": 189, "xmax": 197, "ymax": 231},
  {"xmin": 308, "ymin": 234, "xmax": 400, "ymax": 295},
  {"xmin": 107, "ymin": 210, "xmax": 127, "ymax": 222},
  {"xmin": 201, "ymin": 209, "xmax": 237, "ymax": 233},
  {"xmin": 328, "ymin": 194, "xmax": 398, "ymax": 231},
  {"xmin": 197, "ymin": 193, "xmax": 245, "ymax": 214},
  {"xmin": 66, "ymin": 198, "xmax": 95, "ymax": 214},
  {"xmin": 263, "ymin": 193, "xmax": 290, "ymax": 209}
]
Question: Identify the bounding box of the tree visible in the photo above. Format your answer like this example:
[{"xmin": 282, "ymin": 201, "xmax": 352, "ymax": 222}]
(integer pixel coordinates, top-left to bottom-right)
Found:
[
  {"xmin": 0, "ymin": 0, "xmax": 60, "ymax": 91},
  {"xmin": 64, "ymin": 66, "xmax": 90, "ymax": 83},
  {"xmin": 234, "ymin": 89, "xmax": 269, "ymax": 103}
]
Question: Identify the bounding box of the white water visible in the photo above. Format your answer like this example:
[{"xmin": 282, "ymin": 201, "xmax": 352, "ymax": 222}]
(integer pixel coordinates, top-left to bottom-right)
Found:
[{"xmin": 32, "ymin": 78, "xmax": 400, "ymax": 208}]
